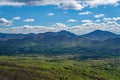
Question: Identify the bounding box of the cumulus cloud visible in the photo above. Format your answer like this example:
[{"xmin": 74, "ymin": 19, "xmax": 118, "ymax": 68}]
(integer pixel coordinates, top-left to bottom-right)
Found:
[
  {"xmin": 52, "ymin": 23, "xmax": 68, "ymax": 30},
  {"xmin": 0, "ymin": 16, "xmax": 120, "ymax": 35},
  {"xmin": 94, "ymin": 14, "xmax": 105, "ymax": 18},
  {"xmin": 0, "ymin": 18, "xmax": 12, "ymax": 26},
  {"xmin": 0, "ymin": 0, "xmax": 119, "ymax": 10},
  {"xmin": 103, "ymin": 17, "xmax": 120, "ymax": 22},
  {"xmin": 47, "ymin": 13, "xmax": 54, "ymax": 16},
  {"xmin": 0, "ymin": 0, "xmax": 84, "ymax": 10},
  {"xmin": 0, "ymin": 20, "xmax": 120, "ymax": 35},
  {"xmin": 103, "ymin": 18, "xmax": 112, "ymax": 22},
  {"xmin": 67, "ymin": 19, "xmax": 78, "ymax": 22},
  {"xmin": 85, "ymin": 0, "xmax": 120, "ymax": 7},
  {"xmin": 23, "ymin": 19, "xmax": 34, "ymax": 22},
  {"xmin": 69, "ymin": 21, "xmax": 120, "ymax": 35},
  {"xmin": 112, "ymin": 17, "xmax": 120, "ymax": 21},
  {"xmin": 0, "ymin": 23, "xmax": 68, "ymax": 34},
  {"xmin": 81, "ymin": 19, "xmax": 93, "ymax": 23},
  {"xmin": 95, "ymin": 19, "xmax": 101, "ymax": 23},
  {"xmin": 0, "ymin": 0, "xmax": 25, "ymax": 6},
  {"xmin": 13, "ymin": 17, "xmax": 21, "ymax": 20},
  {"xmin": 79, "ymin": 11, "xmax": 92, "ymax": 15},
  {"xmin": 59, "ymin": 0, "xmax": 84, "ymax": 10}
]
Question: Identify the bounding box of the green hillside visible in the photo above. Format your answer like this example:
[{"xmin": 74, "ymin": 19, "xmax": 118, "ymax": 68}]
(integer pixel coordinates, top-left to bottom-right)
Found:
[{"xmin": 0, "ymin": 55, "xmax": 120, "ymax": 80}]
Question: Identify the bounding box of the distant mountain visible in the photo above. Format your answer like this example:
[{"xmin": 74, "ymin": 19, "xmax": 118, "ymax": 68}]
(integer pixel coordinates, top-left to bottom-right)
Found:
[
  {"xmin": 81, "ymin": 30, "xmax": 119, "ymax": 41},
  {"xmin": 37, "ymin": 30, "xmax": 77, "ymax": 37},
  {"xmin": 0, "ymin": 30, "xmax": 119, "ymax": 41},
  {"xmin": 0, "ymin": 30, "xmax": 93, "ymax": 55},
  {"xmin": 101, "ymin": 37, "xmax": 120, "ymax": 49},
  {"xmin": 57, "ymin": 30, "xmax": 77, "ymax": 36},
  {"xmin": 0, "ymin": 33, "xmax": 36, "ymax": 41},
  {"xmin": 26, "ymin": 30, "xmax": 79, "ymax": 44},
  {"xmin": 0, "ymin": 30, "xmax": 120, "ymax": 58}
]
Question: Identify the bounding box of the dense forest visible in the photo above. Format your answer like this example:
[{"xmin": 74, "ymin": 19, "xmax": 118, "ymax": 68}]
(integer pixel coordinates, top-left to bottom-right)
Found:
[{"xmin": 0, "ymin": 55, "xmax": 120, "ymax": 80}]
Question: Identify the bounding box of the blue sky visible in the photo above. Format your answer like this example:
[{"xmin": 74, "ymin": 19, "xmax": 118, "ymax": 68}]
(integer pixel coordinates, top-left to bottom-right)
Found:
[{"xmin": 0, "ymin": 0, "xmax": 120, "ymax": 34}]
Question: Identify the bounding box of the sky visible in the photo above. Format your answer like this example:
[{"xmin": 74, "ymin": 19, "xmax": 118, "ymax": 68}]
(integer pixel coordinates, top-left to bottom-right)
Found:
[{"xmin": 0, "ymin": 0, "xmax": 120, "ymax": 35}]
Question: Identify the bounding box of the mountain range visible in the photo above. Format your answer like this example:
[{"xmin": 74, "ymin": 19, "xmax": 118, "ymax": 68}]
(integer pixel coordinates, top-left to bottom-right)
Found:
[
  {"xmin": 0, "ymin": 30, "xmax": 120, "ymax": 58},
  {"xmin": 0, "ymin": 30, "xmax": 119, "ymax": 41}
]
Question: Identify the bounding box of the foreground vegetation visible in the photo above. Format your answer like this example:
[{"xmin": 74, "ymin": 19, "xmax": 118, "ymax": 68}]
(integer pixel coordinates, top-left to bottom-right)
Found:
[{"xmin": 0, "ymin": 54, "xmax": 120, "ymax": 80}]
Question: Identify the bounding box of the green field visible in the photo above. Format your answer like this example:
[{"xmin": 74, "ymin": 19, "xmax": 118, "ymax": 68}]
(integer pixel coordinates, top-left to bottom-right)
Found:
[{"xmin": 0, "ymin": 54, "xmax": 120, "ymax": 80}]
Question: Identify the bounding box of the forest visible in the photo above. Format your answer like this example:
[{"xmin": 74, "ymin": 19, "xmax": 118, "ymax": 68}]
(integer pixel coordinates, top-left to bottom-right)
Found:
[{"xmin": 0, "ymin": 54, "xmax": 120, "ymax": 80}]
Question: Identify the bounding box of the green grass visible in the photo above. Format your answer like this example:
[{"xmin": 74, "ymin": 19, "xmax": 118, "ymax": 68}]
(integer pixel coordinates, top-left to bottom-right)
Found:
[{"xmin": 0, "ymin": 55, "xmax": 120, "ymax": 80}]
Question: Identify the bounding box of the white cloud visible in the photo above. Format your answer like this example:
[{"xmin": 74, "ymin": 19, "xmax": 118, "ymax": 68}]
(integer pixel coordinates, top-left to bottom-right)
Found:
[
  {"xmin": 0, "ymin": 23, "xmax": 68, "ymax": 34},
  {"xmin": 79, "ymin": 11, "xmax": 92, "ymax": 15},
  {"xmin": 52, "ymin": 23, "xmax": 68, "ymax": 29},
  {"xmin": 21, "ymin": 25, "xmax": 32, "ymax": 29},
  {"xmin": 47, "ymin": 13, "xmax": 54, "ymax": 16},
  {"xmin": 94, "ymin": 14, "xmax": 105, "ymax": 18},
  {"xmin": 0, "ymin": 21, "xmax": 120, "ymax": 35},
  {"xmin": 13, "ymin": 17, "xmax": 21, "ymax": 20},
  {"xmin": 103, "ymin": 17, "xmax": 120, "ymax": 22},
  {"xmin": 95, "ymin": 19, "xmax": 101, "ymax": 23},
  {"xmin": 0, "ymin": 0, "xmax": 119, "ymax": 10},
  {"xmin": 67, "ymin": 19, "xmax": 78, "ymax": 22},
  {"xmin": 59, "ymin": 0, "xmax": 84, "ymax": 10},
  {"xmin": 112, "ymin": 17, "xmax": 120, "ymax": 21},
  {"xmin": 85, "ymin": 0, "xmax": 120, "ymax": 7},
  {"xmin": 103, "ymin": 18, "xmax": 113, "ymax": 22},
  {"xmin": 0, "ymin": 1, "xmax": 25, "ymax": 6},
  {"xmin": 69, "ymin": 21, "xmax": 120, "ymax": 35},
  {"xmin": 23, "ymin": 19, "xmax": 34, "ymax": 22},
  {"xmin": 0, "ymin": 18, "xmax": 12, "ymax": 26},
  {"xmin": 81, "ymin": 19, "xmax": 93, "ymax": 23}
]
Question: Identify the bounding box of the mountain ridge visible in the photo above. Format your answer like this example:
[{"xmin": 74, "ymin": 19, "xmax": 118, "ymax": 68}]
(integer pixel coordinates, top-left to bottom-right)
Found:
[
  {"xmin": 0, "ymin": 30, "xmax": 120, "ymax": 41},
  {"xmin": 81, "ymin": 30, "xmax": 120, "ymax": 41}
]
